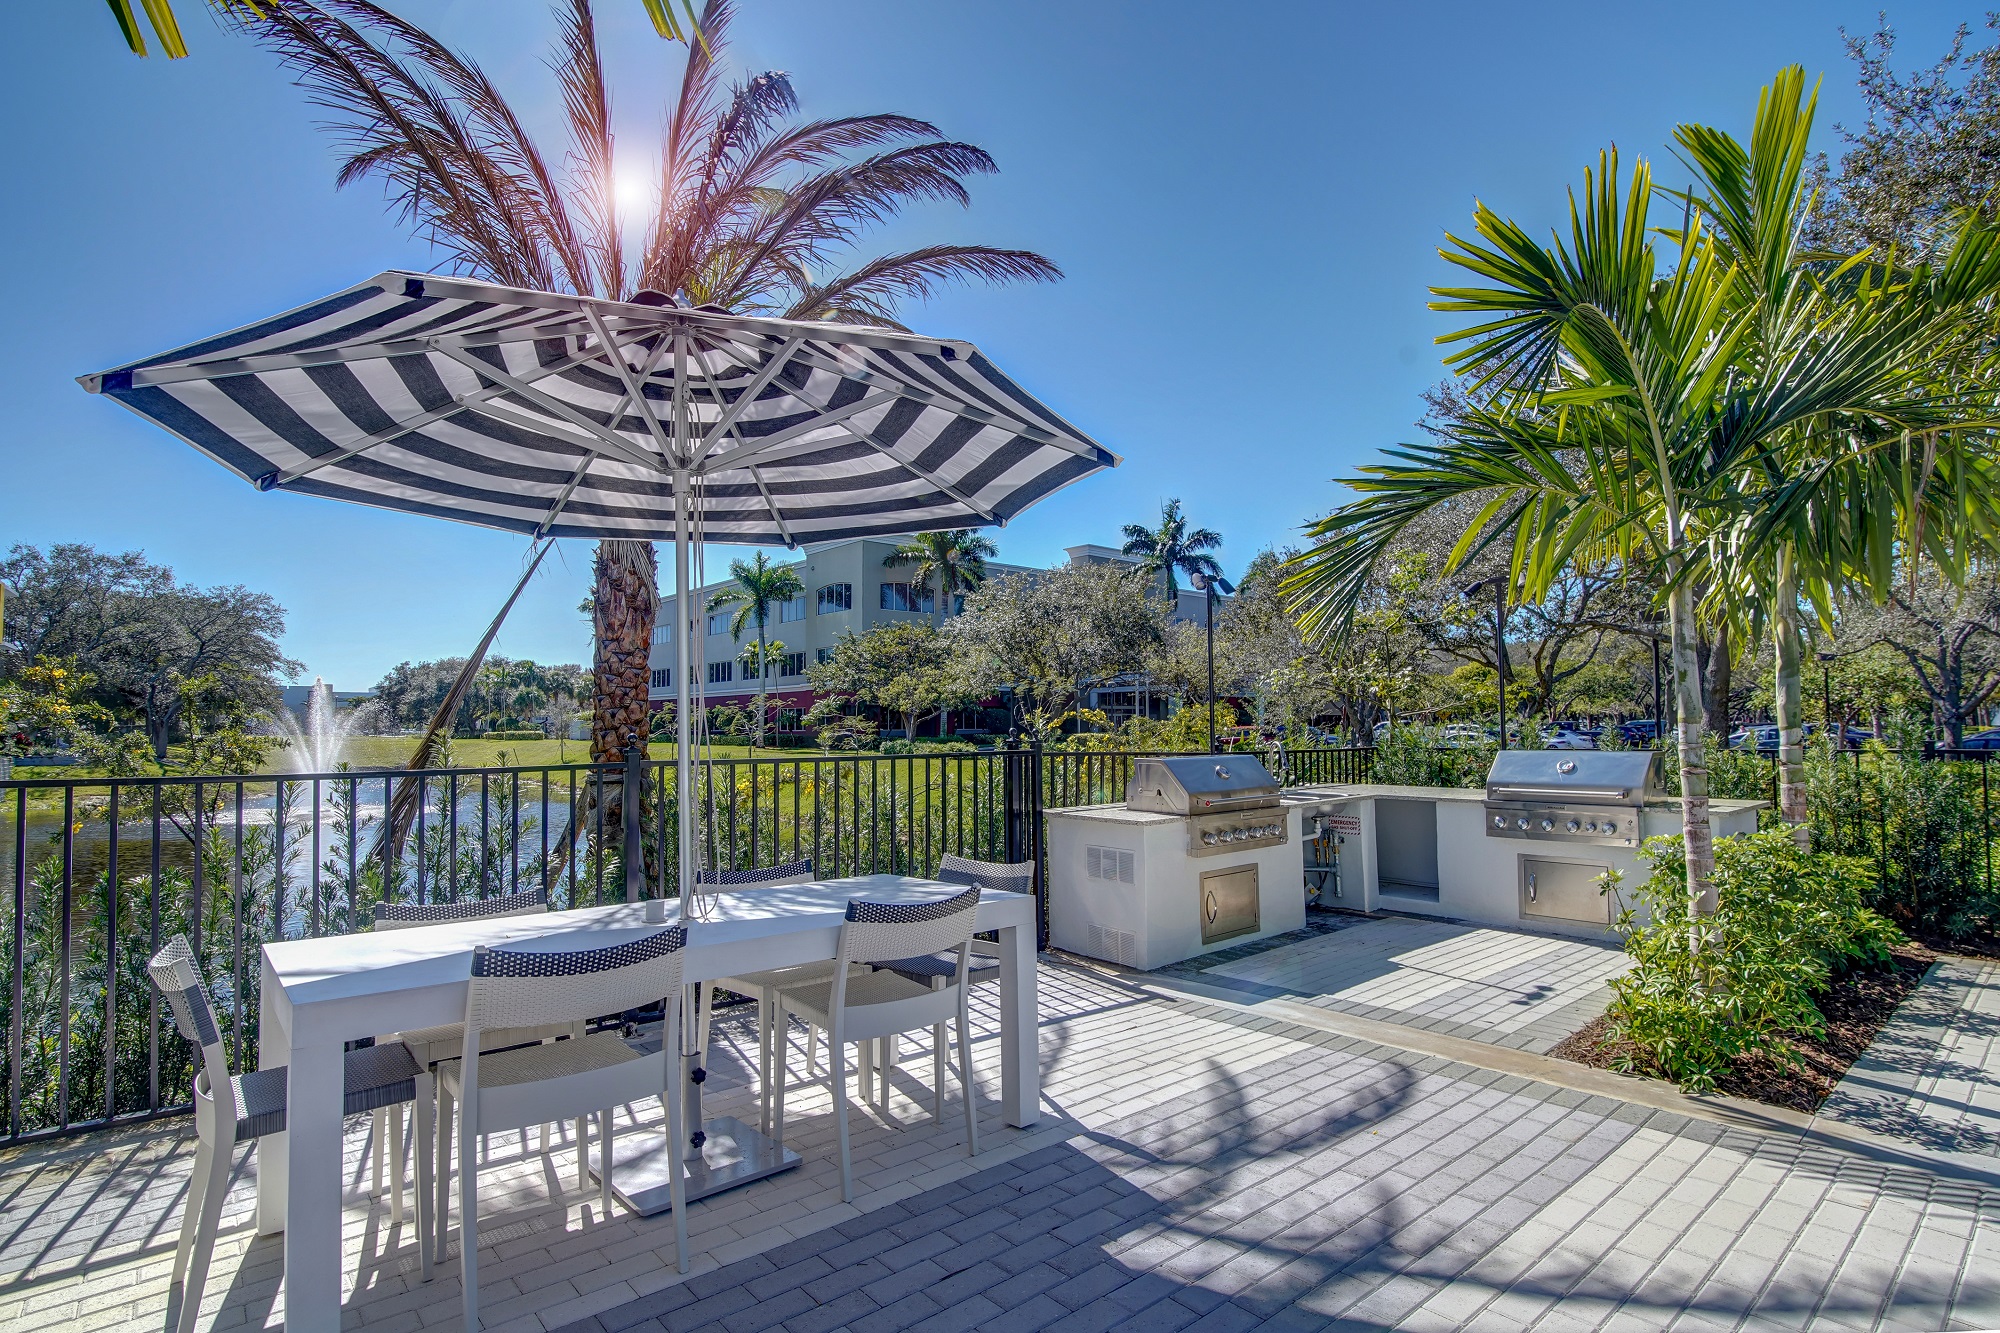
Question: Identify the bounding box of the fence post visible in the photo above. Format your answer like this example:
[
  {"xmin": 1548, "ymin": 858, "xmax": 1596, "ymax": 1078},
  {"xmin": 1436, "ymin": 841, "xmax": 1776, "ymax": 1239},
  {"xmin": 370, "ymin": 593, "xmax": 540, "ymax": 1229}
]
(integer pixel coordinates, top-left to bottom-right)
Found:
[
  {"xmin": 623, "ymin": 732, "xmax": 645, "ymax": 903},
  {"xmin": 1000, "ymin": 732, "xmax": 1047, "ymax": 948}
]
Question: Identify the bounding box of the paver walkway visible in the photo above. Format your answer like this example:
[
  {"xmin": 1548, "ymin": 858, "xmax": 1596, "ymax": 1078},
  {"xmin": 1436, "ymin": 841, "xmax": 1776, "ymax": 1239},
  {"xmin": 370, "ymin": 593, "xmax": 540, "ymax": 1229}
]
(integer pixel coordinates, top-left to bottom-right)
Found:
[
  {"xmin": 563, "ymin": 983, "xmax": 2000, "ymax": 1333},
  {"xmin": 1184, "ymin": 915, "xmax": 1631, "ymax": 1054},
  {"xmin": 1818, "ymin": 957, "xmax": 2000, "ymax": 1161}
]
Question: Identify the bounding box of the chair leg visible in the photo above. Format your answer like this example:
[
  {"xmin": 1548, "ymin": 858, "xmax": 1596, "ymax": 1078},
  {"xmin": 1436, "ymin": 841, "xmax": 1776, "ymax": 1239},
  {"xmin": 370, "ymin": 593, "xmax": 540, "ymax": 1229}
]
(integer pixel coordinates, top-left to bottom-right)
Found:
[
  {"xmin": 958, "ymin": 1000, "xmax": 979, "ymax": 1158},
  {"xmin": 433, "ymin": 1081, "xmax": 454, "ymax": 1266},
  {"xmin": 599, "ymin": 1109, "xmax": 614, "ymax": 1216},
  {"xmin": 415, "ymin": 1072, "xmax": 434, "ymax": 1283},
  {"xmin": 932, "ymin": 1022, "xmax": 946, "ymax": 1124},
  {"xmin": 372, "ymin": 1106, "xmax": 386, "ymax": 1199},
  {"xmin": 756, "ymin": 989, "xmax": 774, "ymax": 1136},
  {"xmin": 832, "ymin": 1036, "xmax": 853, "ymax": 1203},
  {"xmin": 390, "ymin": 1103, "xmax": 408, "ymax": 1224},
  {"xmin": 172, "ymin": 1130, "xmax": 214, "ymax": 1290},
  {"xmin": 177, "ymin": 1135, "xmax": 234, "ymax": 1333},
  {"xmin": 858, "ymin": 1037, "xmax": 873, "ymax": 1109},
  {"xmin": 575, "ymin": 1118, "xmax": 589, "ymax": 1190},
  {"xmin": 460, "ymin": 1097, "xmax": 480, "ymax": 1333}
]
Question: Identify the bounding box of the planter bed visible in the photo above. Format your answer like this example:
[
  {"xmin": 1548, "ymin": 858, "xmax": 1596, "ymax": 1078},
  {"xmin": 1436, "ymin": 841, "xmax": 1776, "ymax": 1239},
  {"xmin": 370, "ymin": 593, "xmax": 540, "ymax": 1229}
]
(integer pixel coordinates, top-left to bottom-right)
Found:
[{"xmin": 1548, "ymin": 941, "xmax": 1937, "ymax": 1113}]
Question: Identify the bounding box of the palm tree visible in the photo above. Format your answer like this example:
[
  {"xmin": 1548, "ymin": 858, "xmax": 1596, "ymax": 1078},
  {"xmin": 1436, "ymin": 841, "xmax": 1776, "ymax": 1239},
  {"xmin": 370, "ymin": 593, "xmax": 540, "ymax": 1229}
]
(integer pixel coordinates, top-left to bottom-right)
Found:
[
  {"xmin": 1676, "ymin": 67, "xmax": 2000, "ymax": 841},
  {"xmin": 106, "ymin": 0, "xmax": 699, "ymax": 58},
  {"xmin": 707, "ymin": 554, "xmax": 804, "ymax": 746},
  {"xmin": 243, "ymin": 0, "xmax": 1059, "ymax": 766},
  {"xmin": 1281, "ymin": 104, "xmax": 2000, "ymax": 921},
  {"xmin": 1121, "ymin": 500, "xmax": 1223, "ymax": 598},
  {"xmin": 883, "ymin": 529, "xmax": 997, "ymax": 626}
]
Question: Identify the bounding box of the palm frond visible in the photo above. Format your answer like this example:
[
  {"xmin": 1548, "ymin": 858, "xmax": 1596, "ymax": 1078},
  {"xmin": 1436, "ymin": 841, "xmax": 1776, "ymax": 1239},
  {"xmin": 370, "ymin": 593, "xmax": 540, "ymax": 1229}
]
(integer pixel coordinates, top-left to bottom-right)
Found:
[{"xmin": 784, "ymin": 245, "xmax": 1059, "ymax": 322}]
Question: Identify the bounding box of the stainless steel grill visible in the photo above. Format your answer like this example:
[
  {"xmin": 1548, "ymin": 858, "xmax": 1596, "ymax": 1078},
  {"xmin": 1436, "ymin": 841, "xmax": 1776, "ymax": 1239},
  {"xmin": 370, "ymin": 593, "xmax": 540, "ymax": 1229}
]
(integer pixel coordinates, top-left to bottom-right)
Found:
[
  {"xmin": 1482, "ymin": 749, "xmax": 1663, "ymax": 847},
  {"xmin": 1126, "ymin": 755, "xmax": 1287, "ymax": 857}
]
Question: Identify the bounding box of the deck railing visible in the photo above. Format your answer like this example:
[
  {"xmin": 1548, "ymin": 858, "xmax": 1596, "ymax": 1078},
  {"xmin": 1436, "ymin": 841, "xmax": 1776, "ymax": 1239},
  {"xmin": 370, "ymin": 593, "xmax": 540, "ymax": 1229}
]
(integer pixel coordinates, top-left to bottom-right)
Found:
[{"xmin": 0, "ymin": 743, "xmax": 1371, "ymax": 1145}]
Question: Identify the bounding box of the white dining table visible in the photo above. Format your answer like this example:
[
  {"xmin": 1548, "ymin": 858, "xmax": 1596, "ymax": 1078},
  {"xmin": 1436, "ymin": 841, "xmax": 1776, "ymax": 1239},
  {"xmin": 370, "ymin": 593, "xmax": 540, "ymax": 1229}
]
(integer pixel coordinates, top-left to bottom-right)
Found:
[{"xmin": 255, "ymin": 874, "xmax": 1040, "ymax": 1332}]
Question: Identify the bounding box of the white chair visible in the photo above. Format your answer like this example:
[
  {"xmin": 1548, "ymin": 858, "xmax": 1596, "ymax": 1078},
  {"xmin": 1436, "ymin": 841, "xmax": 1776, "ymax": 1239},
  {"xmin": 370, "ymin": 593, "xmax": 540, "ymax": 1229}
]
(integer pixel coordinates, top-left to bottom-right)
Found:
[
  {"xmin": 874, "ymin": 853, "xmax": 1029, "ymax": 991},
  {"xmin": 372, "ymin": 888, "xmax": 578, "ymax": 1254},
  {"xmin": 146, "ymin": 935, "xmax": 432, "ymax": 1333},
  {"xmin": 690, "ymin": 859, "xmax": 838, "ymax": 1132},
  {"xmin": 773, "ymin": 886, "xmax": 983, "ymax": 1202},
  {"xmin": 437, "ymin": 925, "xmax": 691, "ymax": 1332}
]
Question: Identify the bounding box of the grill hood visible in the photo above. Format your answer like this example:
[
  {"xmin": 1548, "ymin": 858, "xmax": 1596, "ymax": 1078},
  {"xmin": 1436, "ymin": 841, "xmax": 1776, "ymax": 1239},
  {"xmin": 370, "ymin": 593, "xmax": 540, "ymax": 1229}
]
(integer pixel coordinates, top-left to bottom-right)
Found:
[
  {"xmin": 1126, "ymin": 755, "xmax": 1281, "ymax": 815},
  {"xmin": 1485, "ymin": 750, "xmax": 1662, "ymax": 808}
]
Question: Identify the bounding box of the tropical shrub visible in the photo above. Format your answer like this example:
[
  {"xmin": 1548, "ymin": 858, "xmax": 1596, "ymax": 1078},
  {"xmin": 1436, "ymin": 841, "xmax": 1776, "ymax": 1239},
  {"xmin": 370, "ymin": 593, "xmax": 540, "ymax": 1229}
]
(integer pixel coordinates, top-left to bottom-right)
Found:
[{"xmin": 1603, "ymin": 830, "xmax": 1904, "ymax": 1091}]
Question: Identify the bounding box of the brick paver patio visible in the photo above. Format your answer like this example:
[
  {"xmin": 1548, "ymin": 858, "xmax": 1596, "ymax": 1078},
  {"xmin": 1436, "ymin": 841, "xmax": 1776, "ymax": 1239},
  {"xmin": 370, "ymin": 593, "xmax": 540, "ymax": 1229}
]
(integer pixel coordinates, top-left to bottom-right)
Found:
[{"xmin": 4, "ymin": 924, "xmax": 1997, "ymax": 1332}]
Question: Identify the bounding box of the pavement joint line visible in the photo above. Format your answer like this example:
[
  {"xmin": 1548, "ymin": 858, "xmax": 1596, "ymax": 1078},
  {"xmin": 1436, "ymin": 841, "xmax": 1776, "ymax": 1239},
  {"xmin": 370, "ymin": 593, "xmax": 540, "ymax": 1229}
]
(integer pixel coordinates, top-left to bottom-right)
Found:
[{"xmin": 1045, "ymin": 954, "xmax": 2000, "ymax": 1191}]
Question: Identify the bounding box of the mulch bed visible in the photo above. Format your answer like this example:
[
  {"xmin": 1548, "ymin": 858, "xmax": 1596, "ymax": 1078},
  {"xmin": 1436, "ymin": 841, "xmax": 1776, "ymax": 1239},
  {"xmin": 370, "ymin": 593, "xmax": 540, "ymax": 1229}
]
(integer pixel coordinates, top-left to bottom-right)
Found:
[{"xmin": 1547, "ymin": 942, "xmax": 1938, "ymax": 1113}]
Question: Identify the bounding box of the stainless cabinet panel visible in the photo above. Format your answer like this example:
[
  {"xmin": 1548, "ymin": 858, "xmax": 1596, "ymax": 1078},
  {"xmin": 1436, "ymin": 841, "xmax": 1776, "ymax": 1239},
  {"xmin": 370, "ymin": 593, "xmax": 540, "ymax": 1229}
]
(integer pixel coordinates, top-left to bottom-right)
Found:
[
  {"xmin": 1520, "ymin": 856, "xmax": 1612, "ymax": 924},
  {"xmin": 1199, "ymin": 864, "xmax": 1261, "ymax": 944}
]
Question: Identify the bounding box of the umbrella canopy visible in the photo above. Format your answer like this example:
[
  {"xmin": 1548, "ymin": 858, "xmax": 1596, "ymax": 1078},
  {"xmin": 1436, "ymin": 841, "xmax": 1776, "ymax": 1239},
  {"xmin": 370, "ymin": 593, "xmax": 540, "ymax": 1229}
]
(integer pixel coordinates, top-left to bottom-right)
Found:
[
  {"xmin": 78, "ymin": 271, "xmax": 1116, "ymax": 544},
  {"xmin": 81, "ymin": 271, "xmax": 1115, "ymax": 918}
]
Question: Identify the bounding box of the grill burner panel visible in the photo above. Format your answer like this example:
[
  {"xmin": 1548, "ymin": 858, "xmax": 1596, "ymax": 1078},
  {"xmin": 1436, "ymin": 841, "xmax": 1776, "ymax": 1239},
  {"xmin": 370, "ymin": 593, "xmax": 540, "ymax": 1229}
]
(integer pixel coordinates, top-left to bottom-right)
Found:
[
  {"xmin": 1484, "ymin": 750, "xmax": 1662, "ymax": 847},
  {"xmin": 1187, "ymin": 810, "xmax": 1288, "ymax": 857}
]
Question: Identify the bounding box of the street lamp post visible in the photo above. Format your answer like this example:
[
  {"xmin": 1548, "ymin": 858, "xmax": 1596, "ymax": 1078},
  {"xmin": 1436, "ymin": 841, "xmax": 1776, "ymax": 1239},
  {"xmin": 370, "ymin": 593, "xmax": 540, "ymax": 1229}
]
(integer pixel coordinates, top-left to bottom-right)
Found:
[
  {"xmin": 1463, "ymin": 578, "xmax": 1509, "ymax": 749},
  {"xmin": 1189, "ymin": 572, "xmax": 1234, "ymax": 753}
]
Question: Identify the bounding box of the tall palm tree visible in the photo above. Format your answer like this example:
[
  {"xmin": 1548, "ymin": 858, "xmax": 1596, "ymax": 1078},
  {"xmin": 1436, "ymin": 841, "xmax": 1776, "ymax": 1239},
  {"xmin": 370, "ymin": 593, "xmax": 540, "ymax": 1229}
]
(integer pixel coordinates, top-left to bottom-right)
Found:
[
  {"xmin": 244, "ymin": 0, "xmax": 1059, "ymax": 766},
  {"xmin": 707, "ymin": 553, "xmax": 804, "ymax": 746},
  {"xmin": 1677, "ymin": 67, "xmax": 2000, "ymax": 841},
  {"xmin": 1121, "ymin": 500, "xmax": 1223, "ymax": 598},
  {"xmin": 1282, "ymin": 114, "xmax": 2000, "ymax": 921},
  {"xmin": 883, "ymin": 529, "xmax": 997, "ymax": 626}
]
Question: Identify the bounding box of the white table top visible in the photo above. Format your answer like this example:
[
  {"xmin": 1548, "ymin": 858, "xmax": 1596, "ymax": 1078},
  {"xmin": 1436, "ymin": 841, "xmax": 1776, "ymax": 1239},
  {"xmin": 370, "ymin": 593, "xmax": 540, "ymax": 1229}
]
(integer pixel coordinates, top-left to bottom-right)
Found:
[{"xmin": 263, "ymin": 874, "xmax": 1035, "ymax": 1017}]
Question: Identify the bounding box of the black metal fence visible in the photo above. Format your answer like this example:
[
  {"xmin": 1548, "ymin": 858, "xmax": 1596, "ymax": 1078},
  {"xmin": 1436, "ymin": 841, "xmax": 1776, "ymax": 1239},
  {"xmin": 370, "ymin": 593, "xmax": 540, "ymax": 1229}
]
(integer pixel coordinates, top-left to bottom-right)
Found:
[{"xmin": 0, "ymin": 744, "xmax": 1371, "ymax": 1146}]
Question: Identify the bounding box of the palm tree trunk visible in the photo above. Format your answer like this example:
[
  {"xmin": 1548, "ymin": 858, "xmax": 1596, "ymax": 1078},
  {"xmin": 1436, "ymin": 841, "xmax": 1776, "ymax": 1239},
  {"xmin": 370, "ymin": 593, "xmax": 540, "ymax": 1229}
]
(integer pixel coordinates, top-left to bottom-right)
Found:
[
  {"xmin": 591, "ymin": 539, "xmax": 658, "ymax": 763},
  {"xmin": 754, "ymin": 622, "xmax": 769, "ymax": 748},
  {"xmin": 1667, "ymin": 579, "xmax": 1716, "ymax": 927},
  {"xmin": 1773, "ymin": 547, "xmax": 1809, "ymax": 847}
]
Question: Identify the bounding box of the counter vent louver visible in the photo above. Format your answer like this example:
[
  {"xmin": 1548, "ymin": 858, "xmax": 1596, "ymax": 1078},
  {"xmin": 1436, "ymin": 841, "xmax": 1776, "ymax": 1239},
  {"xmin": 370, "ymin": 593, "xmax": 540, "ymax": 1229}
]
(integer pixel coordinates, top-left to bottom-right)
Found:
[{"xmin": 1087, "ymin": 846, "xmax": 1135, "ymax": 884}]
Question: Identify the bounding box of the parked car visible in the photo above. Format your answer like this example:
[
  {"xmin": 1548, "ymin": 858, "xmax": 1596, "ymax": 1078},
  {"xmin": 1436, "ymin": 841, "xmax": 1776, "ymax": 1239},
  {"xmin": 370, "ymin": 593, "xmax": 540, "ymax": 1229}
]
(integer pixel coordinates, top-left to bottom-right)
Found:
[
  {"xmin": 1727, "ymin": 725, "xmax": 1779, "ymax": 753},
  {"xmin": 1440, "ymin": 723, "xmax": 1489, "ymax": 747},
  {"xmin": 1542, "ymin": 727, "xmax": 1598, "ymax": 750},
  {"xmin": 1956, "ymin": 728, "xmax": 2000, "ymax": 750},
  {"xmin": 1618, "ymin": 719, "xmax": 1662, "ymax": 746}
]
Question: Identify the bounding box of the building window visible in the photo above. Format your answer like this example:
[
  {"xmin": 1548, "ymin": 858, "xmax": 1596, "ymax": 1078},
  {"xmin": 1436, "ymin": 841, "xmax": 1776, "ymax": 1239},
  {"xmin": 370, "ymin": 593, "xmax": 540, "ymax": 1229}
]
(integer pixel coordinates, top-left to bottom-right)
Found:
[
  {"xmin": 650, "ymin": 668, "xmax": 670, "ymax": 689},
  {"xmin": 879, "ymin": 582, "xmax": 935, "ymax": 614},
  {"xmin": 816, "ymin": 583, "xmax": 852, "ymax": 614},
  {"xmin": 707, "ymin": 661, "xmax": 733, "ymax": 685},
  {"xmin": 707, "ymin": 611, "xmax": 732, "ymax": 636},
  {"xmin": 651, "ymin": 623, "xmax": 671, "ymax": 644},
  {"xmin": 778, "ymin": 595, "xmax": 807, "ymax": 623},
  {"xmin": 778, "ymin": 652, "xmax": 806, "ymax": 678},
  {"xmin": 816, "ymin": 647, "xmax": 834, "ymax": 664}
]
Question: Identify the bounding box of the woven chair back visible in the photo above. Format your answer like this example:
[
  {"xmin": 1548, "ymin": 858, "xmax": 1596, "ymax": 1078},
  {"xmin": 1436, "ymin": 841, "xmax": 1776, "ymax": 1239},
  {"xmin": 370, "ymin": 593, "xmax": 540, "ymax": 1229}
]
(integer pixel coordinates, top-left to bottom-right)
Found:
[
  {"xmin": 692, "ymin": 858, "xmax": 814, "ymax": 893},
  {"xmin": 373, "ymin": 888, "xmax": 548, "ymax": 930},
  {"xmin": 935, "ymin": 853, "xmax": 1032, "ymax": 897},
  {"xmin": 467, "ymin": 926, "xmax": 687, "ymax": 1033},
  {"xmin": 146, "ymin": 935, "xmax": 238, "ymax": 1131},
  {"xmin": 838, "ymin": 886, "xmax": 981, "ymax": 967}
]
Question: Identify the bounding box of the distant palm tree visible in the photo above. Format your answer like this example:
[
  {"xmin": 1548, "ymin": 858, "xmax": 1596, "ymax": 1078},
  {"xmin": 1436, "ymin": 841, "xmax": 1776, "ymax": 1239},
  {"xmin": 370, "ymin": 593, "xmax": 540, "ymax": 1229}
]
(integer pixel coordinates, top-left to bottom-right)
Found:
[
  {"xmin": 1121, "ymin": 500, "xmax": 1223, "ymax": 597},
  {"xmin": 884, "ymin": 530, "xmax": 997, "ymax": 626},
  {"xmin": 243, "ymin": 0, "xmax": 1058, "ymax": 766},
  {"xmin": 707, "ymin": 554, "xmax": 804, "ymax": 746}
]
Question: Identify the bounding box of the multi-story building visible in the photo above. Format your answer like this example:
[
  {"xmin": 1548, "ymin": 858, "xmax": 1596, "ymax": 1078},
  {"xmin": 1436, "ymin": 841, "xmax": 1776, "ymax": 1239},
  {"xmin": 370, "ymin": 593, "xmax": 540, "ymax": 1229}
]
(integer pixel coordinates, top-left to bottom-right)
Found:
[{"xmin": 645, "ymin": 537, "xmax": 1215, "ymax": 729}]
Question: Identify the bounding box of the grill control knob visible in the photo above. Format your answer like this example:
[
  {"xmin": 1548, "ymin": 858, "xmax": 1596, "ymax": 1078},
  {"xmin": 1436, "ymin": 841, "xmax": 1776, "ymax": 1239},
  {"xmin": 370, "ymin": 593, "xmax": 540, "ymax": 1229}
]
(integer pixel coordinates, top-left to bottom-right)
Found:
[
  {"xmin": 1584, "ymin": 820, "xmax": 1599, "ymax": 833},
  {"xmin": 1201, "ymin": 830, "xmax": 1217, "ymax": 846},
  {"xmin": 1230, "ymin": 827, "xmax": 1246, "ymax": 841},
  {"xmin": 1493, "ymin": 815, "xmax": 1507, "ymax": 829},
  {"xmin": 1565, "ymin": 819, "xmax": 1580, "ymax": 833},
  {"xmin": 1516, "ymin": 816, "xmax": 1530, "ymax": 830},
  {"xmin": 1539, "ymin": 818, "xmax": 1555, "ymax": 832}
]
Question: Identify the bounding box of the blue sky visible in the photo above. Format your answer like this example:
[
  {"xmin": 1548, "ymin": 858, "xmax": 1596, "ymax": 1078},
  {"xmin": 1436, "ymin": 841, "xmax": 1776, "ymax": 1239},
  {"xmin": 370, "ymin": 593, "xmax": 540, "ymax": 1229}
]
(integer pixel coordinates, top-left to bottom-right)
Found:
[{"xmin": 1, "ymin": 2, "xmax": 1980, "ymax": 686}]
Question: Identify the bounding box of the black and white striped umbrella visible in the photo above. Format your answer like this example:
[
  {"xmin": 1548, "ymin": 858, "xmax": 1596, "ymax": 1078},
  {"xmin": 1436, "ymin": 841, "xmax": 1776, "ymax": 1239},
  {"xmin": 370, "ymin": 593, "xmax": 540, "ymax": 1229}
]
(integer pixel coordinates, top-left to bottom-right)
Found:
[{"xmin": 78, "ymin": 270, "xmax": 1116, "ymax": 545}]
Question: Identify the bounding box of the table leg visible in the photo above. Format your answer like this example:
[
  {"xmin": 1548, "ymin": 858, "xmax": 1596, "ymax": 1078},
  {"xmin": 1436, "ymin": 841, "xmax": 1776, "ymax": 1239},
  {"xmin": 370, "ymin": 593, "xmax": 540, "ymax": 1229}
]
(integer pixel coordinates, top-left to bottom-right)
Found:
[
  {"xmin": 997, "ymin": 922, "xmax": 1038, "ymax": 1128},
  {"xmin": 282, "ymin": 1026, "xmax": 347, "ymax": 1332},
  {"xmin": 256, "ymin": 957, "xmax": 287, "ymax": 1236}
]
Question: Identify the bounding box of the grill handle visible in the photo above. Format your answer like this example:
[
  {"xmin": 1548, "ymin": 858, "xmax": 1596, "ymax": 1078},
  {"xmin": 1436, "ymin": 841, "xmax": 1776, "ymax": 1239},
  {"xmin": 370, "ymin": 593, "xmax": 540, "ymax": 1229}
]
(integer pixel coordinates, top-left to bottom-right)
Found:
[{"xmin": 1488, "ymin": 784, "xmax": 1631, "ymax": 802}]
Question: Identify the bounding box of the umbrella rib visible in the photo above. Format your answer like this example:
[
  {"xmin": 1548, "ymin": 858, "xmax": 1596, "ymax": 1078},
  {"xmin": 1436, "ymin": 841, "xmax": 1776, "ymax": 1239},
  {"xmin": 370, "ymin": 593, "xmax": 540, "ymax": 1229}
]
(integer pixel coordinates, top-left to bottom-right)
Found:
[
  {"xmin": 432, "ymin": 342, "xmax": 668, "ymax": 474},
  {"xmin": 746, "ymin": 464, "xmax": 795, "ymax": 547},
  {"xmin": 534, "ymin": 450, "xmax": 602, "ymax": 539},
  {"xmin": 583, "ymin": 306, "xmax": 674, "ymax": 464},
  {"xmin": 461, "ymin": 399, "xmax": 661, "ymax": 473},
  {"xmin": 270, "ymin": 343, "xmax": 611, "ymax": 485},
  {"xmin": 677, "ymin": 335, "xmax": 798, "ymax": 546},
  {"xmin": 695, "ymin": 390, "xmax": 900, "ymax": 474},
  {"xmin": 121, "ymin": 317, "xmax": 605, "ymax": 386},
  {"xmin": 691, "ymin": 333, "xmax": 807, "ymax": 455}
]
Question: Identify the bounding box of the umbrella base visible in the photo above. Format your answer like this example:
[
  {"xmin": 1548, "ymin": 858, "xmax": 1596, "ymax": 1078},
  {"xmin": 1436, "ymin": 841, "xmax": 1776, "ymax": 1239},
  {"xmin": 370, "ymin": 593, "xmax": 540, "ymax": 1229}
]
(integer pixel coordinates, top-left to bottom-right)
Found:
[{"xmin": 589, "ymin": 1115, "xmax": 801, "ymax": 1215}]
